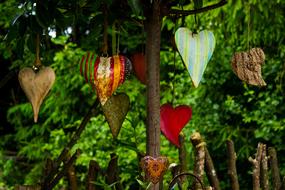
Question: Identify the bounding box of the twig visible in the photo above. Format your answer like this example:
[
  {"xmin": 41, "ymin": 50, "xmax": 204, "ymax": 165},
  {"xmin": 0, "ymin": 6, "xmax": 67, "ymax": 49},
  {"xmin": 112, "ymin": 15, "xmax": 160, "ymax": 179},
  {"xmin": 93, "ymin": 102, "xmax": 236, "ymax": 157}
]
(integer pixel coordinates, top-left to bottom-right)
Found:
[
  {"xmin": 260, "ymin": 144, "xmax": 269, "ymax": 190},
  {"xmin": 67, "ymin": 160, "xmax": 77, "ymax": 190},
  {"xmin": 42, "ymin": 99, "xmax": 100, "ymax": 188},
  {"xmin": 268, "ymin": 147, "xmax": 281, "ymax": 190},
  {"xmin": 87, "ymin": 160, "xmax": 101, "ymax": 190},
  {"xmin": 205, "ymin": 147, "xmax": 220, "ymax": 190},
  {"xmin": 248, "ymin": 143, "xmax": 263, "ymax": 190},
  {"xmin": 226, "ymin": 140, "xmax": 239, "ymax": 190},
  {"xmin": 47, "ymin": 149, "xmax": 81, "ymax": 190},
  {"xmin": 190, "ymin": 132, "xmax": 206, "ymax": 190},
  {"xmin": 179, "ymin": 134, "xmax": 187, "ymax": 182},
  {"xmin": 169, "ymin": 0, "xmax": 227, "ymax": 16}
]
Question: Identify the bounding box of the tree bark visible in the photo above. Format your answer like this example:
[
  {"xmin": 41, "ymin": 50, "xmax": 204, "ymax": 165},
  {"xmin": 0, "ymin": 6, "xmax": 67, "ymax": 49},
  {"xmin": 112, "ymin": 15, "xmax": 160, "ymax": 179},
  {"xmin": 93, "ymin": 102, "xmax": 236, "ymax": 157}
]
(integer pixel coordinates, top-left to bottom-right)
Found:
[
  {"xmin": 205, "ymin": 148, "xmax": 220, "ymax": 190},
  {"xmin": 106, "ymin": 153, "xmax": 123, "ymax": 190},
  {"xmin": 260, "ymin": 144, "xmax": 269, "ymax": 190},
  {"xmin": 191, "ymin": 132, "xmax": 206, "ymax": 190},
  {"xmin": 87, "ymin": 160, "xmax": 101, "ymax": 190},
  {"xmin": 268, "ymin": 147, "xmax": 281, "ymax": 190},
  {"xmin": 145, "ymin": 1, "xmax": 162, "ymax": 189},
  {"xmin": 226, "ymin": 140, "xmax": 239, "ymax": 190},
  {"xmin": 248, "ymin": 143, "xmax": 263, "ymax": 190}
]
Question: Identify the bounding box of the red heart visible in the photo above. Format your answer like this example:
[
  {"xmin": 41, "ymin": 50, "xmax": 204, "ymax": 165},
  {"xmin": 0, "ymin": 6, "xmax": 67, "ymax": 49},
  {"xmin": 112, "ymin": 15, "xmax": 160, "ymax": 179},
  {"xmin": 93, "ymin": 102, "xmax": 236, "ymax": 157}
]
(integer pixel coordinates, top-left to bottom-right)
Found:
[
  {"xmin": 160, "ymin": 104, "xmax": 192, "ymax": 147},
  {"xmin": 131, "ymin": 53, "xmax": 146, "ymax": 84}
]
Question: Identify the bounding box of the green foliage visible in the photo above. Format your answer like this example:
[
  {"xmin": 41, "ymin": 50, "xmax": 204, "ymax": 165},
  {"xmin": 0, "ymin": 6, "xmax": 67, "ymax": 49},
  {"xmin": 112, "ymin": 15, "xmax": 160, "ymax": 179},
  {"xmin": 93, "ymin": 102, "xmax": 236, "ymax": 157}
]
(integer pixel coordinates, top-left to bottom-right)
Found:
[{"xmin": 1, "ymin": 0, "xmax": 285, "ymax": 189}]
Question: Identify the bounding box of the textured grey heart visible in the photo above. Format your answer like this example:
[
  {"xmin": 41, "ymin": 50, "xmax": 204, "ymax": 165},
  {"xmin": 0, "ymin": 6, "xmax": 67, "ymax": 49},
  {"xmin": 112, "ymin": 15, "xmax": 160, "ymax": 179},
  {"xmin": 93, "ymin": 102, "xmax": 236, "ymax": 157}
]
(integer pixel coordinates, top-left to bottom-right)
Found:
[{"xmin": 18, "ymin": 67, "xmax": 56, "ymax": 122}]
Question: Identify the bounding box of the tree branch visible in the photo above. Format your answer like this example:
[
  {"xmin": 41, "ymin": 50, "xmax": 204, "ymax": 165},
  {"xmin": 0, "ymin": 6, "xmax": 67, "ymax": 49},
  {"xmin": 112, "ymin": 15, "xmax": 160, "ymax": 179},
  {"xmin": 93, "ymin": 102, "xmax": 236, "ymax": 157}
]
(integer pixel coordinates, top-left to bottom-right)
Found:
[
  {"xmin": 260, "ymin": 144, "xmax": 269, "ymax": 190},
  {"xmin": 87, "ymin": 160, "xmax": 101, "ymax": 190},
  {"xmin": 47, "ymin": 149, "xmax": 81, "ymax": 190},
  {"xmin": 191, "ymin": 132, "xmax": 206, "ymax": 190},
  {"xmin": 268, "ymin": 147, "xmax": 281, "ymax": 190},
  {"xmin": 168, "ymin": 0, "xmax": 227, "ymax": 16},
  {"xmin": 205, "ymin": 147, "xmax": 220, "ymax": 190},
  {"xmin": 226, "ymin": 140, "xmax": 239, "ymax": 190},
  {"xmin": 42, "ymin": 99, "xmax": 100, "ymax": 188},
  {"xmin": 248, "ymin": 143, "xmax": 263, "ymax": 190}
]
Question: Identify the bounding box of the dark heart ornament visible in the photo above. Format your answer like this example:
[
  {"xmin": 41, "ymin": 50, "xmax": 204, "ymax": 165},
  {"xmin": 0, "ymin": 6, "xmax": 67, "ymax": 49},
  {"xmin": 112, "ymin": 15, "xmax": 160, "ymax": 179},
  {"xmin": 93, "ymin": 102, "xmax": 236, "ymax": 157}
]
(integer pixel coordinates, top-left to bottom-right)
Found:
[
  {"xmin": 131, "ymin": 53, "xmax": 146, "ymax": 84},
  {"xmin": 160, "ymin": 104, "xmax": 192, "ymax": 147},
  {"xmin": 231, "ymin": 48, "xmax": 266, "ymax": 86},
  {"xmin": 102, "ymin": 93, "xmax": 130, "ymax": 138},
  {"xmin": 18, "ymin": 67, "xmax": 56, "ymax": 122},
  {"xmin": 80, "ymin": 53, "xmax": 132, "ymax": 105},
  {"xmin": 140, "ymin": 156, "xmax": 169, "ymax": 184}
]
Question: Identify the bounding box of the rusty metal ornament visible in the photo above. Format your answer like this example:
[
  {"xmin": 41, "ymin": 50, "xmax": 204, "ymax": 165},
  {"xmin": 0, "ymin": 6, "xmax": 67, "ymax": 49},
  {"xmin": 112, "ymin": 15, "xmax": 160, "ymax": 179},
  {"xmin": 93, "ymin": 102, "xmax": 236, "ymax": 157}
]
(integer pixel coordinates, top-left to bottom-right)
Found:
[
  {"xmin": 140, "ymin": 156, "xmax": 169, "ymax": 184},
  {"xmin": 231, "ymin": 48, "xmax": 266, "ymax": 86},
  {"xmin": 18, "ymin": 67, "xmax": 56, "ymax": 122},
  {"xmin": 102, "ymin": 93, "xmax": 130, "ymax": 138}
]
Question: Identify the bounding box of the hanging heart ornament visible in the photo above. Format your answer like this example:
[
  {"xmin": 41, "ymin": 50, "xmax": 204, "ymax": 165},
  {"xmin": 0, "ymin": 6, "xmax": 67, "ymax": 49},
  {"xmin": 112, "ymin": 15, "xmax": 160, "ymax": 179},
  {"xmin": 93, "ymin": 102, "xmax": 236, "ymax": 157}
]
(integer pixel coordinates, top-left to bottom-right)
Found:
[
  {"xmin": 80, "ymin": 54, "xmax": 132, "ymax": 105},
  {"xmin": 18, "ymin": 67, "xmax": 56, "ymax": 122},
  {"xmin": 140, "ymin": 156, "xmax": 169, "ymax": 184},
  {"xmin": 175, "ymin": 28, "xmax": 215, "ymax": 87},
  {"xmin": 231, "ymin": 48, "xmax": 266, "ymax": 86},
  {"xmin": 160, "ymin": 104, "xmax": 192, "ymax": 147},
  {"xmin": 102, "ymin": 93, "xmax": 130, "ymax": 138},
  {"xmin": 131, "ymin": 53, "xmax": 146, "ymax": 84}
]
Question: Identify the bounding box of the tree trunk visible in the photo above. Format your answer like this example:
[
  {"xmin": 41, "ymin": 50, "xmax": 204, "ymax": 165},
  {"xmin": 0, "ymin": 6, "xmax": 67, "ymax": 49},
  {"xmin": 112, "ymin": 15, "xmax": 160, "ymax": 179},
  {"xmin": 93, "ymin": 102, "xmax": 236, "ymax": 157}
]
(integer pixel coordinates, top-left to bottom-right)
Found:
[{"xmin": 145, "ymin": 1, "xmax": 162, "ymax": 189}]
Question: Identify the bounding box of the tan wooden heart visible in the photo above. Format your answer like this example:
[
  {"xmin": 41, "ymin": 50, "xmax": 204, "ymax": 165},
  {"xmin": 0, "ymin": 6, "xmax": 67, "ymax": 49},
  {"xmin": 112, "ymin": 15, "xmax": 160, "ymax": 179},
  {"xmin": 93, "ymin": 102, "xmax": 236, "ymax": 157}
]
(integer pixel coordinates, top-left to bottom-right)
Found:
[
  {"xmin": 102, "ymin": 93, "xmax": 130, "ymax": 138},
  {"xmin": 18, "ymin": 67, "xmax": 56, "ymax": 122}
]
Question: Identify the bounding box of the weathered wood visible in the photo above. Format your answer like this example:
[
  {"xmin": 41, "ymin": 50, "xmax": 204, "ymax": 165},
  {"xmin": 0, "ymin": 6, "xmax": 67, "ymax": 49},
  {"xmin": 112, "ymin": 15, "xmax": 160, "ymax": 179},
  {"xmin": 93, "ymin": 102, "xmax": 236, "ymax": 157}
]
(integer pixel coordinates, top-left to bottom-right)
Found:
[
  {"xmin": 268, "ymin": 147, "xmax": 281, "ymax": 190},
  {"xmin": 205, "ymin": 147, "xmax": 221, "ymax": 190},
  {"xmin": 87, "ymin": 160, "xmax": 100, "ymax": 190},
  {"xmin": 106, "ymin": 153, "xmax": 123, "ymax": 190},
  {"xmin": 260, "ymin": 144, "xmax": 269, "ymax": 190},
  {"xmin": 248, "ymin": 143, "xmax": 263, "ymax": 190},
  {"xmin": 191, "ymin": 132, "xmax": 206, "ymax": 190},
  {"xmin": 226, "ymin": 140, "xmax": 239, "ymax": 190}
]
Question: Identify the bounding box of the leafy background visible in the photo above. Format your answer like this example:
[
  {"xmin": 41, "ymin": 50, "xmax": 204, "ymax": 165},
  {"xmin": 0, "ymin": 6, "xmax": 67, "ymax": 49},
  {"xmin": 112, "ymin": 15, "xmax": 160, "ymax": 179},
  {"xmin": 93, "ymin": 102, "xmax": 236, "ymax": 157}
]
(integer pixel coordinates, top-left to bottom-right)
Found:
[{"xmin": 0, "ymin": 0, "xmax": 285, "ymax": 189}]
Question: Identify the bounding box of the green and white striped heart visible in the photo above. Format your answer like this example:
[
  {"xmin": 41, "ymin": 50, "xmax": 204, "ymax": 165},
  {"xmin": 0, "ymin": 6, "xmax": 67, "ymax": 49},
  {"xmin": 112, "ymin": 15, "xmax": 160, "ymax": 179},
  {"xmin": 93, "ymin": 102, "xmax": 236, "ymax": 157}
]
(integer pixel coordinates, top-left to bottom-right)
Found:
[{"xmin": 175, "ymin": 27, "xmax": 215, "ymax": 87}]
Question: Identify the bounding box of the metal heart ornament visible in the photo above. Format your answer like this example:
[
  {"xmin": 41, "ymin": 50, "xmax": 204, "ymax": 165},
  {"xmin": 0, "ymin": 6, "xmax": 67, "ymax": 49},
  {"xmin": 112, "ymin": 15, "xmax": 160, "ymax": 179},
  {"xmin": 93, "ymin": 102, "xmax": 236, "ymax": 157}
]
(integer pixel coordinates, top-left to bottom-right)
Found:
[
  {"xmin": 80, "ymin": 53, "xmax": 131, "ymax": 105},
  {"xmin": 18, "ymin": 67, "xmax": 56, "ymax": 122},
  {"xmin": 102, "ymin": 93, "xmax": 130, "ymax": 138},
  {"xmin": 131, "ymin": 53, "xmax": 146, "ymax": 84},
  {"xmin": 231, "ymin": 48, "xmax": 266, "ymax": 86},
  {"xmin": 160, "ymin": 104, "xmax": 192, "ymax": 147},
  {"xmin": 140, "ymin": 156, "xmax": 169, "ymax": 184},
  {"xmin": 175, "ymin": 28, "xmax": 215, "ymax": 87}
]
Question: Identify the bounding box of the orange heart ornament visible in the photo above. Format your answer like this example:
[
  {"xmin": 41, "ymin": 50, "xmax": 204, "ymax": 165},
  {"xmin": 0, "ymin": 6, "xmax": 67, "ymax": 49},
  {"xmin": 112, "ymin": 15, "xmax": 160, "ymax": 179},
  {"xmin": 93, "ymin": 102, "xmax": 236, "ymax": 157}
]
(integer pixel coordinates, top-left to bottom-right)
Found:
[{"xmin": 140, "ymin": 156, "xmax": 169, "ymax": 184}]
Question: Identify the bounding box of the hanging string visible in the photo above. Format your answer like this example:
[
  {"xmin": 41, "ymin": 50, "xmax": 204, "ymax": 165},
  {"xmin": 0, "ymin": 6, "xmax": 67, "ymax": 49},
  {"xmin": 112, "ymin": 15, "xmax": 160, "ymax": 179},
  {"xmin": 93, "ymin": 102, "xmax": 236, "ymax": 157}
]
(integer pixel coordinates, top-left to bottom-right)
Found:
[
  {"xmin": 247, "ymin": 2, "xmax": 251, "ymax": 50},
  {"xmin": 116, "ymin": 29, "xmax": 120, "ymax": 55},
  {"xmin": 33, "ymin": 33, "xmax": 42, "ymax": 71},
  {"xmin": 172, "ymin": 16, "xmax": 178, "ymax": 105},
  {"xmin": 102, "ymin": 4, "xmax": 108, "ymax": 56}
]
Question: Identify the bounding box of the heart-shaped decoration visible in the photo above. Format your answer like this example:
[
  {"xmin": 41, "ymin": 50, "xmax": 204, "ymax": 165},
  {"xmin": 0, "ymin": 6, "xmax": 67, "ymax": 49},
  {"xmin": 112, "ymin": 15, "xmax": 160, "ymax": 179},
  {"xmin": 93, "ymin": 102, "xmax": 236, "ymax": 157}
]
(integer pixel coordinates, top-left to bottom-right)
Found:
[
  {"xmin": 175, "ymin": 28, "xmax": 215, "ymax": 87},
  {"xmin": 131, "ymin": 53, "xmax": 146, "ymax": 84},
  {"xmin": 102, "ymin": 93, "xmax": 130, "ymax": 138},
  {"xmin": 18, "ymin": 67, "xmax": 56, "ymax": 122},
  {"xmin": 231, "ymin": 48, "xmax": 266, "ymax": 86},
  {"xmin": 92, "ymin": 55, "xmax": 131, "ymax": 105},
  {"xmin": 140, "ymin": 156, "xmax": 169, "ymax": 184},
  {"xmin": 160, "ymin": 104, "xmax": 192, "ymax": 147}
]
